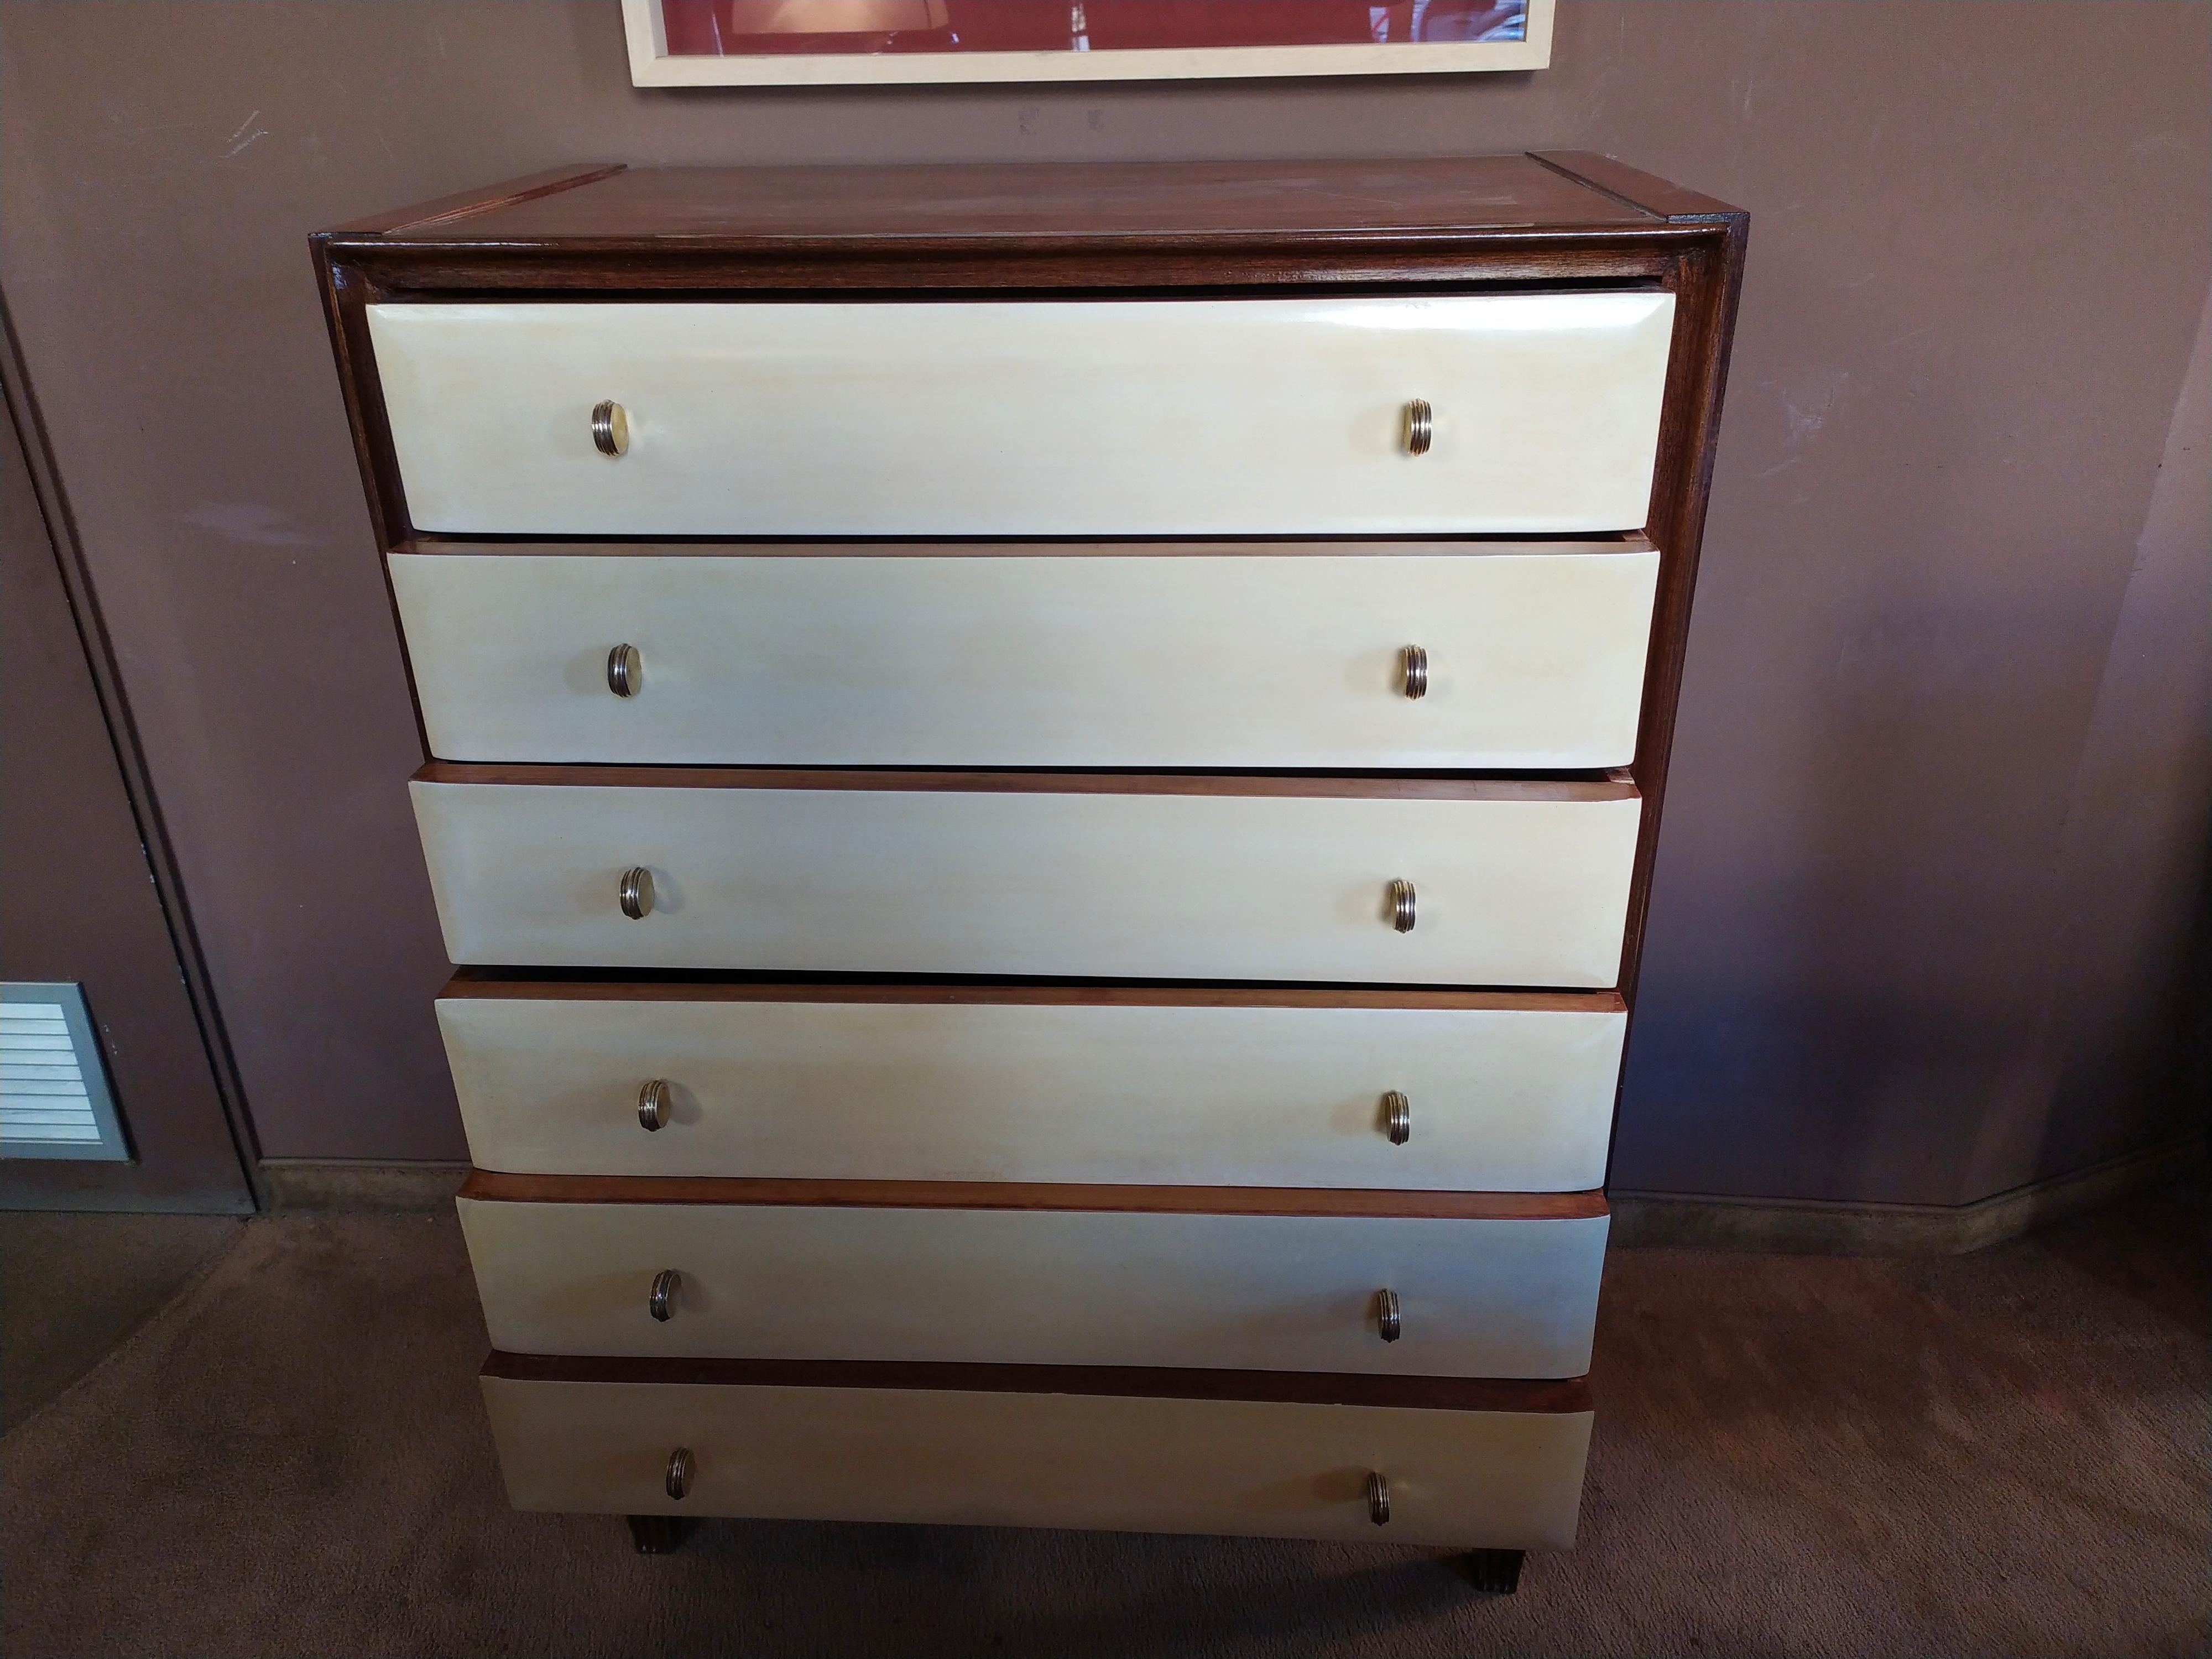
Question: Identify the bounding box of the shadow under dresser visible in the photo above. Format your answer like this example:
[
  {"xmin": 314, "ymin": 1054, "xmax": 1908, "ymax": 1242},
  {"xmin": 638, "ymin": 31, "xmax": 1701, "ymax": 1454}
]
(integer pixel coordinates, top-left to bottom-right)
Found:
[{"xmin": 312, "ymin": 153, "xmax": 1746, "ymax": 1587}]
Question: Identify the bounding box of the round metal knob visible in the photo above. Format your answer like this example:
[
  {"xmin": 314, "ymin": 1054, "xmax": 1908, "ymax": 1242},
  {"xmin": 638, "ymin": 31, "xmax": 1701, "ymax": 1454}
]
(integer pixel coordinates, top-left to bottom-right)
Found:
[
  {"xmin": 649, "ymin": 1268, "xmax": 681, "ymax": 1323},
  {"xmin": 1383, "ymin": 1091, "xmax": 1411, "ymax": 1146},
  {"xmin": 608, "ymin": 643, "xmax": 643, "ymax": 698},
  {"xmin": 638, "ymin": 1078, "xmax": 672, "ymax": 1133},
  {"xmin": 1401, "ymin": 645, "xmax": 1428, "ymax": 700},
  {"xmin": 1366, "ymin": 1470, "xmax": 1391, "ymax": 1526},
  {"xmin": 619, "ymin": 867, "xmax": 655, "ymax": 920},
  {"xmin": 1402, "ymin": 399, "xmax": 1433, "ymax": 456},
  {"xmin": 1376, "ymin": 1287, "xmax": 1402, "ymax": 1343},
  {"xmin": 592, "ymin": 399, "xmax": 630, "ymax": 457},
  {"xmin": 1389, "ymin": 879, "xmax": 1416, "ymax": 934},
  {"xmin": 665, "ymin": 1446, "xmax": 693, "ymax": 1501}
]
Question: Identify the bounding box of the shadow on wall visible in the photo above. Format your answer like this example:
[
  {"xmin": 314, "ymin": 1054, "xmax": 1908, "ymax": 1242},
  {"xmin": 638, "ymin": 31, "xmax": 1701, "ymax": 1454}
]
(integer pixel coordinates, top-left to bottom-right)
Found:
[
  {"xmin": 1620, "ymin": 648, "xmax": 2212, "ymax": 1212},
  {"xmin": 2037, "ymin": 839, "xmax": 2212, "ymax": 1177},
  {"xmin": 1619, "ymin": 592, "xmax": 2127, "ymax": 1210},
  {"xmin": 1620, "ymin": 264, "xmax": 2212, "ymax": 1212}
]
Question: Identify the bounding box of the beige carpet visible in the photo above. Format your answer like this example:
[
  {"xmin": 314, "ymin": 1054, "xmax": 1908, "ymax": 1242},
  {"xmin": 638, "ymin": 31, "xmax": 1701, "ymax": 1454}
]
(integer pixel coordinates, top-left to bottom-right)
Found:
[{"xmin": 3, "ymin": 1183, "xmax": 2204, "ymax": 1658}]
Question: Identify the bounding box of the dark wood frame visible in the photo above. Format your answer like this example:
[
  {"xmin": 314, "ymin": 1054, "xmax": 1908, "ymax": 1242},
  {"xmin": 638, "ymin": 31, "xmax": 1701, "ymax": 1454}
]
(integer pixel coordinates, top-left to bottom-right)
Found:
[
  {"xmin": 392, "ymin": 531, "xmax": 1655, "ymax": 560},
  {"xmin": 440, "ymin": 974, "xmax": 1627, "ymax": 1013},
  {"xmin": 418, "ymin": 761, "xmax": 1635, "ymax": 801},
  {"xmin": 484, "ymin": 1349, "xmax": 1594, "ymax": 1414},
  {"xmin": 314, "ymin": 154, "xmax": 1747, "ymax": 1193},
  {"xmin": 461, "ymin": 1168, "xmax": 1606, "ymax": 1220}
]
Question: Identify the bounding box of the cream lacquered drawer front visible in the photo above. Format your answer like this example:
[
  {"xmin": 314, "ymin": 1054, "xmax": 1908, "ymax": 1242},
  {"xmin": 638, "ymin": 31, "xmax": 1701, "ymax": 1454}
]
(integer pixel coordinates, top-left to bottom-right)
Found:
[
  {"xmin": 391, "ymin": 546, "xmax": 1659, "ymax": 769},
  {"xmin": 441, "ymin": 990, "xmax": 1625, "ymax": 1191},
  {"xmin": 410, "ymin": 774, "xmax": 1641, "ymax": 987},
  {"xmin": 457, "ymin": 1199, "xmax": 1607, "ymax": 1378},
  {"xmin": 367, "ymin": 295, "xmax": 1674, "ymax": 536},
  {"xmin": 482, "ymin": 1373, "xmax": 1593, "ymax": 1550}
]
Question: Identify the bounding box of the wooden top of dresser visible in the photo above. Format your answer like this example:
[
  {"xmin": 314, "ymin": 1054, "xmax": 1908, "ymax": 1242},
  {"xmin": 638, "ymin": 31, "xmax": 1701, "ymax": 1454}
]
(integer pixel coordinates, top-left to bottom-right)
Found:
[{"xmin": 321, "ymin": 153, "xmax": 1740, "ymax": 248}]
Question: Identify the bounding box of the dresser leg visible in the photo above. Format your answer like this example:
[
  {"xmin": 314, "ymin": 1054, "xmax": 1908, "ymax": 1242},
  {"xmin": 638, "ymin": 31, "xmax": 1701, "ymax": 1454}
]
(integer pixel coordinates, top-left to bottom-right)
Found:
[
  {"xmin": 1458, "ymin": 1548, "xmax": 1524, "ymax": 1594},
  {"xmin": 626, "ymin": 1515, "xmax": 696, "ymax": 1555}
]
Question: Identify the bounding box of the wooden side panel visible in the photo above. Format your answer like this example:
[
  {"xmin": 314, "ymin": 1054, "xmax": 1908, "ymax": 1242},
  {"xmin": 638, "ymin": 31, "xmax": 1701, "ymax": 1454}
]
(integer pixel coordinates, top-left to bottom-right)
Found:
[
  {"xmin": 409, "ymin": 780, "xmax": 1642, "ymax": 986},
  {"xmin": 481, "ymin": 1374, "xmax": 1593, "ymax": 1549},
  {"xmin": 440, "ymin": 993, "xmax": 1625, "ymax": 1190},
  {"xmin": 390, "ymin": 548, "xmax": 1658, "ymax": 769},
  {"xmin": 365, "ymin": 294, "xmax": 1674, "ymax": 536},
  {"xmin": 455, "ymin": 1198, "xmax": 1609, "ymax": 1377}
]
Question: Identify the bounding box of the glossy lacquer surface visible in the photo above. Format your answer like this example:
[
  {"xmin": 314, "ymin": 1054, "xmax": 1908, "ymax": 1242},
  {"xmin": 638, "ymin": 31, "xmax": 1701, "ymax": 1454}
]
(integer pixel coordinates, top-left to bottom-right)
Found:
[
  {"xmin": 366, "ymin": 295, "xmax": 1674, "ymax": 536},
  {"xmin": 440, "ymin": 992, "xmax": 1626, "ymax": 1190},
  {"xmin": 409, "ymin": 778, "xmax": 1642, "ymax": 986},
  {"xmin": 390, "ymin": 546, "xmax": 1659, "ymax": 769},
  {"xmin": 483, "ymin": 1375, "xmax": 1592, "ymax": 1548},
  {"xmin": 457, "ymin": 1197, "xmax": 1607, "ymax": 1376}
]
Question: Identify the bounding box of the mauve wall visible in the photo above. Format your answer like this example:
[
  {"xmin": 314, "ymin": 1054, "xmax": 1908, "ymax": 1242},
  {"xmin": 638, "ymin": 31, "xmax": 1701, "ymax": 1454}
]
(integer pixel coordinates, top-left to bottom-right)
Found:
[{"xmin": 1, "ymin": 2, "xmax": 2205, "ymax": 1202}]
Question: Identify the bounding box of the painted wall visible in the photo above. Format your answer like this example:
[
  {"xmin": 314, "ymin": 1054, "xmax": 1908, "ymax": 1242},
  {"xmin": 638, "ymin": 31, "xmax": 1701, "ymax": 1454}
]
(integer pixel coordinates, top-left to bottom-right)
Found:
[
  {"xmin": 0, "ymin": 378, "xmax": 251, "ymax": 1211},
  {"xmin": 1, "ymin": 1, "xmax": 2205, "ymax": 1203}
]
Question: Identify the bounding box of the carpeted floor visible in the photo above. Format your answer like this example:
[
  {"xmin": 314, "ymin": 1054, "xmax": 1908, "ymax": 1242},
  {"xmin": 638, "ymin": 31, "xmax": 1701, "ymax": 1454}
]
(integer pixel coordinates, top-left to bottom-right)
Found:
[
  {"xmin": 0, "ymin": 1211, "xmax": 241, "ymax": 1435},
  {"xmin": 2, "ymin": 1182, "xmax": 2205, "ymax": 1658}
]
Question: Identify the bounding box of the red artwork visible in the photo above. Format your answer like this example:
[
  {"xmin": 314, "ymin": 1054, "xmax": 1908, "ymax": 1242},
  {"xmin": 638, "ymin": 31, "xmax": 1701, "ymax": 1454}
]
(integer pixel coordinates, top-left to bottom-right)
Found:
[{"xmin": 656, "ymin": 1, "xmax": 1531, "ymax": 59}]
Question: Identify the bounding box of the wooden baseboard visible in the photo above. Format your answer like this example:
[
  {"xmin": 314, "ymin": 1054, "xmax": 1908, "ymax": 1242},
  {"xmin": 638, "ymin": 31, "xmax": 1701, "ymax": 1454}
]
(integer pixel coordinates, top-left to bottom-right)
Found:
[
  {"xmin": 259, "ymin": 1159, "xmax": 469, "ymax": 1212},
  {"xmin": 259, "ymin": 1134, "xmax": 2206, "ymax": 1251},
  {"xmin": 1609, "ymin": 1132, "xmax": 2207, "ymax": 1255}
]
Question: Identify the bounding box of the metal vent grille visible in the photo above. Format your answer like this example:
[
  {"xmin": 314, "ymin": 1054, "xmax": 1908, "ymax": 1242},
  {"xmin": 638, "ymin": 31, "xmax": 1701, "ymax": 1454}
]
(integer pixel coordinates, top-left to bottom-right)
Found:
[{"xmin": 2, "ymin": 983, "xmax": 130, "ymax": 1161}]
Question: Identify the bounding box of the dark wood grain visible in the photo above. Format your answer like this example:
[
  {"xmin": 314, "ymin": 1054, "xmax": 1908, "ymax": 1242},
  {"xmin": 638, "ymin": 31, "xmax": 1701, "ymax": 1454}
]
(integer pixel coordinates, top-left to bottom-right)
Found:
[
  {"xmin": 358, "ymin": 157, "xmax": 1648, "ymax": 247},
  {"xmin": 482, "ymin": 1349, "xmax": 1597, "ymax": 1413},
  {"xmin": 1530, "ymin": 152, "xmax": 1740, "ymax": 222},
  {"xmin": 1524, "ymin": 160, "xmax": 1749, "ymax": 1185},
  {"xmin": 460, "ymin": 1169, "xmax": 1610, "ymax": 1222},
  {"xmin": 311, "ymin": 240, "xmax": 428, "ymax": 751},
  {"xmin": 343, "ymin": 240, "xmax": 1690, "ymax": 300},
  {"xmin": 308, "ymin": 244, "xmax": 409, "ymax": 557},
  {"xmin": 436, "ymin": 973, "xmax": 1629, "ymax": 1016},
  {"xmin": 1619, "ymin": 221, "xmax": 1749, "ymax": 990},
  {"xmin": 326, "ymin": 164, "xmax": 629, "ymax": 236},
  {"xmin": 413, "ymin": 761, "xmax": 1639, "ymax": 802}
]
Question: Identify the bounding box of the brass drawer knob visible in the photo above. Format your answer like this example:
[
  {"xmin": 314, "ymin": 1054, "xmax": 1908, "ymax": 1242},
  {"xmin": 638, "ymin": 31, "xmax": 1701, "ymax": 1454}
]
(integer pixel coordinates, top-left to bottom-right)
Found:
[
  {"xmin": 638, "ymin": 1079, "xmax": 672, "ymax": 1133},
  {"xmin": 1376, "ymin": 1287, "xmax": 1402, "ymax": 1342},
  {"xmin": 1401, "ymin": 645, "xmax": 1428, "ymax": 700},
  {"xmin": 607, "ymin": 643, "xmax": 643, "ymax": 698},
  {"xmin": 619, "ymin": 867, "xmax": 655, "ymax": 920},
  {"xmin": 592, "ymin": 399, "xmax": 630, "ymax": 457},
  {"xmin": 649, "ymin": 1268, "xmax": 682, "ymax": 1322},
  {"xmin": 1402, "ymin": 399, "xmax": 1433, "ymax": 456},
  {"xmin": 665, "ymin": 1446, "xmax": 693, "ymax": 1501},
  {"xmin": 1366, "ymin": 1470, "xmax": 1391, "ymax": 1526},
  {"xmin": 1382, "ymin": 1091, "xmax": 1411, "ymax": 1146},
  {"xmin": 1388, "ymin": 879, "xmax": 1416, "ymax": 933}
]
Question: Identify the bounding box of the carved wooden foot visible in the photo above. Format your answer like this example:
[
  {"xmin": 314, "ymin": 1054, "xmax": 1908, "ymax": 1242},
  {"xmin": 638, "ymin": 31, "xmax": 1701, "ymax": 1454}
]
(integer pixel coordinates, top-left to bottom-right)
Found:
[
  {"xmin": 626, "ymin": 1514, "xmax": 696, "ymax": 1555},
  {"xmin": 1459, "ymin": 1547, "xmax": 1524, "ymax": 1594}
]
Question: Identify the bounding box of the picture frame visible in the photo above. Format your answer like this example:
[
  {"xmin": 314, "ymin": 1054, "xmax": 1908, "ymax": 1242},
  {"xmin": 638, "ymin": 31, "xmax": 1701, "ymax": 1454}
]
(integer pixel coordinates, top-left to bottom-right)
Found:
[{"xmin": 621, "ymin": 1, "xmax": 1553, "ymax": 87}]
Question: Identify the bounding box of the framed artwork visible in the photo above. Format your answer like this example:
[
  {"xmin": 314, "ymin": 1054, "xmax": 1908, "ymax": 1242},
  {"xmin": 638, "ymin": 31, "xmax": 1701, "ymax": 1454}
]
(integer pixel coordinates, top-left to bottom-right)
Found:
[{"xmin": 621, "ymin": 1, "xmax": 1553, "ymax": 86}]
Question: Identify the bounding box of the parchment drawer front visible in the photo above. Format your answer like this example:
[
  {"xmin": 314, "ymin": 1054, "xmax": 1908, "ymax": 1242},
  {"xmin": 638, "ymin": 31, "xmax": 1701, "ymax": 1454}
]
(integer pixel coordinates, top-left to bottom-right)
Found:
[
  {"xmin": 410, "ymin": 780, "xmax": 1640, "ymax": 987},
  {"xmin": 482, "ymin": 1376, "xmax": 1592, "ymax": 1550},
  {"xmin": 442, "ymin": 994, "xmax": 1624, "ymax": 1191},
  {"xmin": 367, "ymin": 296, "xmax": 1674, "ymax": 536},
  {"xmin": 457, "ymin": 1201, "xmax": 1608, "ymax": 1378},
  {"xmin": 392, "ymin": 549, "xmax": 1659, "ymax": 769}
]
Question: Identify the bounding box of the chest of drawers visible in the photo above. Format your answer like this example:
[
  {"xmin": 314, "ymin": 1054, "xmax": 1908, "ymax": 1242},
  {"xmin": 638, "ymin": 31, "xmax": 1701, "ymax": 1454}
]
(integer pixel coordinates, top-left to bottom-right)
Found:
[{"xmin": 314, "ymin": 154, "xmax": 1744, "ymax": 1581}]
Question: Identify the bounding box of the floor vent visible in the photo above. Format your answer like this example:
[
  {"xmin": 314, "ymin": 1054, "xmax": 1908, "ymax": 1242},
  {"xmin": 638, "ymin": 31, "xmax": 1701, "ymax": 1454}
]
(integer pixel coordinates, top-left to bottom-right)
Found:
[{"xmin": 2, "ymin": 983, "xmax": 131, "ymax": 1161}]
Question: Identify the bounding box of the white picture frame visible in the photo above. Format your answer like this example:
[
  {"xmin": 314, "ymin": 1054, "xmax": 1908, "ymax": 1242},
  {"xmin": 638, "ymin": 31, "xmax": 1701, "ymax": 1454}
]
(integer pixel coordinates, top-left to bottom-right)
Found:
[{"xmin": 621, "ymin": 0, "xmax": 1553, "ymax": 87}]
